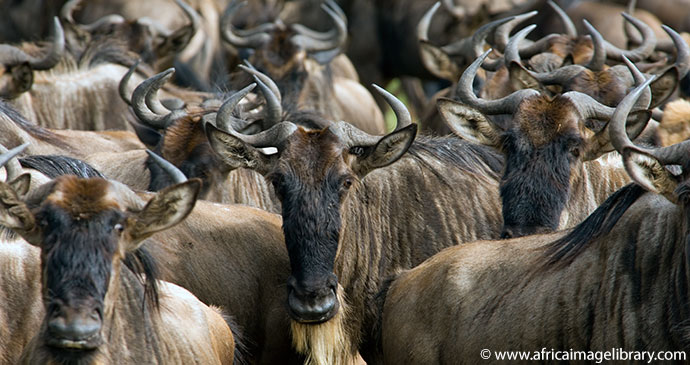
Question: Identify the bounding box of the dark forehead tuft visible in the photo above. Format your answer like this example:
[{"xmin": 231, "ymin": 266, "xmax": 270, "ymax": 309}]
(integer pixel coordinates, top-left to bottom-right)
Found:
[
  {"xmin": 514, "ymin": 94, "xmax": 580, "ymax": 147},
  {"xmin": 46, "ymin": 176, "xmax": 120, "ymax": 220}
]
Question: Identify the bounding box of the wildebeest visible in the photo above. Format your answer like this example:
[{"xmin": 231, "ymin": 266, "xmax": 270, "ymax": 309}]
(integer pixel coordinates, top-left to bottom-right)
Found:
[
  {"xmin": 0, "ymin": 144, "xmax": 44, "ymax": 365},
  {"xmin": 438, "ymin": 49, "xmax": 658, "ymax": 238},
  {"xmin": 2, "ymin": 146, "xmax": 298, "ymax": 364},
  {"xmin": 205, "ymin": 86, "xmax": 504, "ymax": 363},
  {"xmin": 0, "ymin": 174, "xmax": 236, "ymax": 364},
  {"xmin": 380, "ymin": 74, "xmax": 690, "ymax": 364},
  {"xmin": 221, "ymin": 0, "xmax": 387, "ymax": 134},
  {"xmin": 127, "ymin": 69, "xmax": 281, "ymax": 210}
]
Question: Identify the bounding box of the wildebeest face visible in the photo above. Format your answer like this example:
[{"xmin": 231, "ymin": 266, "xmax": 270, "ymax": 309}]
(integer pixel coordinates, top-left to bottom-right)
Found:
[
  {"xmin": 268, "ymin": 129, "xmax": 353, "ymax": 323},
  {"xmin": 498, "ymin": 96, "xmax": 584, "ymax": 238},
  {"xmin": 206, "ymin": 120, "xmax": 417, "ymax": 323},
  {"xmin": 439, "ymin": 94, "xmax": 606, "ymax": 238},
  {"xmin": 36, "ymin": 178, "xmax": 125, "ymax": 351},
  {"xmin": 0, "ymin": 176, "xmax": 201, "ymax": 353}
]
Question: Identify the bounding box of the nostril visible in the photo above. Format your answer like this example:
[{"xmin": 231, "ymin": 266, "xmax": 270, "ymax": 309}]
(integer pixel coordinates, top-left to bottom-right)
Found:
[{"xmin": 500, "ymin": 229, "xmax": 513, "ymax": 239}]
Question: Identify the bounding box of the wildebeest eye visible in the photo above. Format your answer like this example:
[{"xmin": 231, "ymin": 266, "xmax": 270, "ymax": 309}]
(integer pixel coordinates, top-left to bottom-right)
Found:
[
  {"xmin": 114, "ymin": 223, "xmax": 124, "ymax": 235},
  {"xmin": 342, "ymin": 178, "xmax": 353, "ymax": 190},
  {"xmin": 349, "ymin": 147, "xmax": 364, "ymax": 156}
]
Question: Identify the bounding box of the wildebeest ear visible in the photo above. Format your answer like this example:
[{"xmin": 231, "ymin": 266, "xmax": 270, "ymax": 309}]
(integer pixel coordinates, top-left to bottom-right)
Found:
[
  {"xmin": 8, "ymin": 173, "xmax": 31, "ymax": 199},
  {"xmin": 437, "ymin": 98, "xmax": 503, "ymax": 147},
  {"xmin": 129, "ymin": 120, "xmax": 162, "ymax": 147},
  {"xmin": 351, "ymin": 124, "xmax": 417, "ymax": 177},
  {"xmin": 582, "ymin": 110, "xmax": 652, "ymax": 161},
  {"xmin": 126, "ymin": 179, "xmax": 201, "ymax": 249},
  {"xmin": 508, "ymin": 61, "xmax": 540, "ymax": 91},
  {"xmin": 622, "ymin": 149, "xmax": 679, "ymax": 202},
  {"xmin": 311, "ymin": 48, "xmax": 341, "ymax": 65},
  {"xmin": 156, "ymin": 26, "xmax": 195, "ymax": 56},
  {"xmin": 649, "ymin": 67, "xmax": 679, "ymax": 109},
  {"xmin": 419, "ymin": 40, "xmax": 460, "ymax": 82},
  {"xmin": 0, "ymin": 181, "xmax": 41, "ymax": 245},
  {"xmin": 0, "ymin": 63, "xmax": 34, "ymax": 99},
  {"xmin": 204, "ymin": 122, "xmax": 278, "ymax": 175}
]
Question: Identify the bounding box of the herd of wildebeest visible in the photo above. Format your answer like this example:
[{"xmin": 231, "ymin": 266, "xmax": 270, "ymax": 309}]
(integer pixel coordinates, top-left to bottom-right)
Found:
[{"xmin": 1, "ymin": 0, "xmax": 690, "ymax": 363}]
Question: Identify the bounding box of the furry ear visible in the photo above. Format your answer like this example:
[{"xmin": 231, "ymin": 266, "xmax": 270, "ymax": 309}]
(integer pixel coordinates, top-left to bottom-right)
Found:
[
  {"xmin": 0, "ymin": 181, "xmax": 41, "ymax": 245},
  {"xmin": 0, "ymin": 63, "xmax": 34, "ymax": 99},
  {"xmin": 351, "ymin": 124, "xmax": 417, "ymax": 177},
  {"xmin": 508, "ymin": 61, "xmax": 540, "ymax": 91},
  {"xmin": 126, "ymin": 179, "xmax": 201, "ymax": 249},
  {"xmin": 205, "ymin": 122, "xmax": 278, "ymax": 175},
  {"xmin": 156, "ymin": 25, "xmax": 195, "ymax": 56},
  {"xmin": 582, "ymin": 111, "xmax": 651, "ymax": 161},
  {"xmin": 621, "ymin": 149, "xmax": 679, "ymax": 203},
  {"xmin": 649, "ymin": 67, "xmax": 679, "ymax": 109},
  {"xmin": 8, "ymin": 173, "xmax": 31, "ymax": 199},
  {"xmin": 419, "ymin": 40, "xmax": 460, "ymax": 81},
  {"xmin": 437, "ymin": 98, "xmax": 503, "ymax": 147}
]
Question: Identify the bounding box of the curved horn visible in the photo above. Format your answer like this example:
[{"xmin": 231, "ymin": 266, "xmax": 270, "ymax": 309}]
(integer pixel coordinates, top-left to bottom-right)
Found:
[
  {"xmin": 0, "ymin": 143, "xmax": 28, "ymax": 182},
  {"xmin": 119, "ymin": 60, "xmax": 140, "ymax": 106},
  {"xmin": 547, "ymin": 0, "xmax": 576, "ymax": 37},
  {"xmin": 624, "ymin": 0, "xmax": 642, "ymax": 45},
  {"xmin": 252, "ymin": 76, "xmax": 282, "ymax": 129},
  {"xmin": 504, "ymin": 24, "xmax": 536, "ymax": 65},
  {"xmin": 372, "ymin": 84, "xmax": 411, "ymax": 131},
  {"xmin": 0, "ymin": 17, "xmax": 65, "ymax": 70},
  {"xmin": 239, "ymin": 61, "xmax": 281, "ymax": 103},
  {"xmin": 146, "ymin": 150, "xmax": 187, "ymax": 184},
  {"xmin": 175, "ymin": 0, "xmax": 201, "ymax": 36},
  {"xmin": 442, "ymin": 16, "xmax": 515, "ymax": 71},
  {"xmin": 458, "ymin": 49, "xmax": 539, "ymax": 115},
  {"xmin": 291, "ymin": 3, "xmax": 347, "ymax": 52},
  {"xmin": 663, "ymin": 25, "xmax": 690, "ymax": 78},
  {"xmin": 417, "ymin": 2, "xmax": 441, "ymax": 42},
  {"xmin": 493, "ymin": 10, "xmax": 538, "ymax": 53},
  {"xmin": 604, "ymin": 13, "xmax": 656, "ymax": 62},
  {"xmin": 207, "ymin": 120, "xmax": 298, "ymax": 149},
  {"xmin": 220, "ymin": 1, "xmax": 271, "ymax": 49},
  {"xmin": 292, "ymin": 0, "xmax": 345, "ymax": 41},
  {"xmin": 583, "ymin": 20, "xmax": 606, "ymax": 71},
  {"xmin": 216, "ymin": 83, "xmax": 256, "ymax": 132},
  {"xmin": 612, "ymin": 74, "xmax": 690, "ymax": 168},
  {"xmin": 441, "ymin": 0, "xmax": 465, "ymax": 18},
  {"xmin": 131, "ymin": 68, "xmax": 185, "ymax": 129},
  {"xmin": 61, "ymin": 0, "xmax": 125, "ymax": 31}
]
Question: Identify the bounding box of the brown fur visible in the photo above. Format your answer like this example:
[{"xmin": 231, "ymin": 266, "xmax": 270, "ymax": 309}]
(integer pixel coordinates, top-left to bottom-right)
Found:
[
  {"xmin": 382, "ymin": 188, "xmax": 690, "ymax": 363},
  {"xmin": 659, "ymin": 99, "xmax": 690, "ymax": 146},
  {"xmin": 1, "ymin": 177, "xmax": 235, "ymax": 364},
  {"xmin": 0, "ymin": 239, "xmax": 44, "ymax": 364},
  {"xmin": 242, "ymin": 130, "xmax": 504, "ymax": 362},
  {"xmin": 231, "ymin": 27, "xmax": 387, "ymax": 134},
  {"xmin": 514, "ymin": 95, "xmax": 579, "ymax": 148}
]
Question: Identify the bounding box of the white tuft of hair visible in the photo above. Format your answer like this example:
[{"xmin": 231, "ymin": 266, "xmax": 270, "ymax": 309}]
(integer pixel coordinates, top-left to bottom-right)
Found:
[{"xmin": 290, "ymin": 286, "xmax": 357, "ymax": 365}]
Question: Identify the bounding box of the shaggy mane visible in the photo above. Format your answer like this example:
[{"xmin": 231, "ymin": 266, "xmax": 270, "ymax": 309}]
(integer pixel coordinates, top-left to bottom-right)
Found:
[{"xmin": 541, "ymin": 183, "xmax": 647, "ymax": 269}]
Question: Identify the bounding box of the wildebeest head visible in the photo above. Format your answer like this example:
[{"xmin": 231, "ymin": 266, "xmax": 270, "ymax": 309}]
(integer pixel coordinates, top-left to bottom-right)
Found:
[
  {"xmin": 205, "ymin": 86, "xmax": 416, "ymax": 323},
  {"xmin": 128, "ymin": 67, "xmax": 284, "ymax": 203},
  {"xmin": 0, "ymin": 18, "xmax": 64, "ymax": 99},
  {"xmin": 221, "ymin": 0, "xmax": 346, "ymax": 97},
  {"xmin": 0, "ymin": 174, "xmax": 200, "ymax": 353},
  {"xmin": 505, "ymin": 21, "xmax": 687, "ymax": 109},
  {"xmin": 608, "ymin": 75, "xmax": 690, "ymax": 205},
  {"xmin": 60, "ymin": 0, "xmax": 200, "ymax": 72},
  {"xmin": 440, "ymin": 49, "xmax": 653, "ymax": 238}
]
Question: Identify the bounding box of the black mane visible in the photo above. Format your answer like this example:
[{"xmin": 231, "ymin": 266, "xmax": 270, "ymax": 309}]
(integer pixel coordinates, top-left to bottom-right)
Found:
[
  {"xmin": 407, "ymin": 134, "xmax": 504, "ymax": 183},
  {"xmin": 541, "ymin": 183, "xmax": 647, "ymax": 268},
  {"xmin": 20, "ymin": 155, "xmax": 105, "ymax": 179}
]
